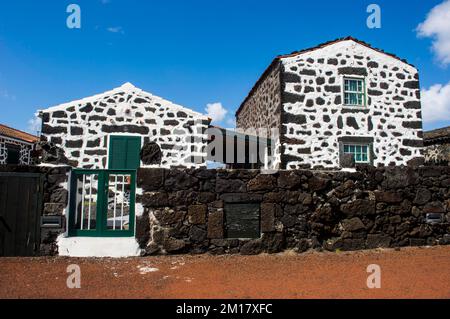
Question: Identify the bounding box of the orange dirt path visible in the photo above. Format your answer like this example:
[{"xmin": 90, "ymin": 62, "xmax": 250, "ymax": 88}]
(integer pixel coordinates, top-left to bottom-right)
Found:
[{"xmin": 1, "ymin": 246, "xmax": 449, "ymax": 299}]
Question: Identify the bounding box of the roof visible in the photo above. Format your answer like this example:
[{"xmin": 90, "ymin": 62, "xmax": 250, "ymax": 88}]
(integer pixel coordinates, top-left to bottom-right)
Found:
[
  {"xmin": 39, "ymin": 82, "xmax": 208, "ymax": 119},
  {"xmin": 424, "ymin": 126, "xmax": 450, "ymax": 145},
  {"xmin": 236, "ymin": 36, "xmax": 416, "ymax": 116},
  {"xmin": 0, "ymin": 124, "xmax": 39, "ymax": 143}
]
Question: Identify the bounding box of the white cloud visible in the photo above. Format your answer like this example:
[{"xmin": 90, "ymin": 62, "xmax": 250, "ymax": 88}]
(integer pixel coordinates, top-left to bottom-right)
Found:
[
  {"xmin": 205, "ymin": 102, "xmax": 228, "ymax": 123},
  {"xmin": 417, "ymin": 0, "xmax": 450, "ymax": 66},
  {"xmin": 27, "ymin": 117, "xmax": 42, "ymax": 135},
  {"xmin": 0, "ymin": 89, "xmax": 16, "ymax": 101},
  {"xmin": 107, "ymin": 26, "xmax": 124, "ymax": 34},
  {"xmin": 421, "ymin": 81, "xmax": 450, "ymax": 122}
]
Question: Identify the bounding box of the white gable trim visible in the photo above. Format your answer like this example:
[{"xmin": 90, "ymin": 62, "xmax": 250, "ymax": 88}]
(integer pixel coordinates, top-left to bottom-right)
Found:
[
  {"xmin": 281, "ymin": 39, "xmax": 418, "ymax": 73},
  {"xmin": 38, "ymin": 82, "xmax": 208, "ymax": 120}
]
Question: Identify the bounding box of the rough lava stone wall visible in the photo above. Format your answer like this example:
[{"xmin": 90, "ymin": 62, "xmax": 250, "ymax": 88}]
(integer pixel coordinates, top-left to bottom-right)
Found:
[
  {"xmin": 0, "ymin": 165, "xmax": 69, "ymax": 255},
  {"xmin": 236, "ymin": 62, "xmax": 282, "ymax": 132},
  {"xmin": 236, "ymin": 62, "xmax": 283, "ymax": 169},
  {"xmin": 39, "ymin": 83, "xmax": 210, "ymax": 169},
  {"xmin": 136, "ymin": 166, "xmax": 450, "ymax": 255}
]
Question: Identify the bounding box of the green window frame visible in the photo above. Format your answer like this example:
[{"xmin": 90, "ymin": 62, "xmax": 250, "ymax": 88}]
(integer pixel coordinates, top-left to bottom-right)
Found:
[
  {"xmin": 343, "ymin": 144, "xmax": 370, "ymax": 163},
  {"xmin": 108, "ymin": 135, "xmax": 142, "ymax": 170},
  {"xmin": 68, "ymin": 169, "xmax": 136, "ymax": 237},
  {"xmin": 344, "ymin": 77, "xmax": 366, "ymax": 107}
]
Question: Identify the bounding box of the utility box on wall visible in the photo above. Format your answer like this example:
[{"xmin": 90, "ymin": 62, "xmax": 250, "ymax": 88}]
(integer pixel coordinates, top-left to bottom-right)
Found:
[{"xmin": 225, "ymin": 203, "xmax": 260, "ymax": 239}]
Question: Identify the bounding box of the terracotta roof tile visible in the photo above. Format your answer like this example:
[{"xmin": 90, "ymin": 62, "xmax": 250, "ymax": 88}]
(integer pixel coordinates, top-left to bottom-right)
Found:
[{"xmin": 0, "ymin": 124, "xmax": 39, "ymax": 143}]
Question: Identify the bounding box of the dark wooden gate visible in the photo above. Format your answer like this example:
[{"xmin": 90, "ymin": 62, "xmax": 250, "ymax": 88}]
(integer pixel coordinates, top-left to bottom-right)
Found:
[{"xmin": 0, "ymin": 172, "xmax": 43, "ymax": 256}]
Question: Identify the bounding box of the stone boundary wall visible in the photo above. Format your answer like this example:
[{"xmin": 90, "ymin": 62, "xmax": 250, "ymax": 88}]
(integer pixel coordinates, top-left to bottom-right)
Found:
[
  {"xmin": 136, "ymin": 166, "xmax": 450, "ymax": 255},
  {"xmin": 0, "ymin": 165, "xmax": 69, "ymax": 255}
]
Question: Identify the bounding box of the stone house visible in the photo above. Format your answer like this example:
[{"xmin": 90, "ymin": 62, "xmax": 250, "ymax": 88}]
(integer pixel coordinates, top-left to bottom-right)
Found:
[
  {"xmin": 236, "ymin": 37, "xmax": 424, "ymax": 169},
  {"xmin": 0, "ymin": 124, "xmax": 38, "ymax": 165},
  {"xmin": 424, "ymin": 126, "xmax": 450, "ymax": 165},
  {"xmin": 36, "ymin": 83, "xmax": 211, "ymax": 255},
  {"xmin": 38, "ymin": 82, "xmax": 210, "ymax": 170}
]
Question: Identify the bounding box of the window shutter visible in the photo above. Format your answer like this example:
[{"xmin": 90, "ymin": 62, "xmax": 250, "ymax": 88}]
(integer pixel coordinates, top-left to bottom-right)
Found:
[
  {"xmin": 109, "ymin": 137, "xmax": 127, "ymax": 169},
  {"xmin": 109, "ymin": 136, "xmax": 141, "ymax": 170},
  {"xmin": 125, "ymin": 137, "xmax": 141, "ymax": 170}
]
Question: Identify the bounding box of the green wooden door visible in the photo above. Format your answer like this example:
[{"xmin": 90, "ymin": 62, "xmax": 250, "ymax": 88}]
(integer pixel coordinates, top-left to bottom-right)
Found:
[
  {"xmin": 68, "ymin": 169, "xmax": 136, "ymax": 237},
  {"xmin": 108, "ymin": 136, "xmax": 141, "ymax": 170}
]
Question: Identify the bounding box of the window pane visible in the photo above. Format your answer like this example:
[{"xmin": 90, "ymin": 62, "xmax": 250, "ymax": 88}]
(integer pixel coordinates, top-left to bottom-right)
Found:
[
  {"xmin": 357, "ymin": 94, "xmax": 363, "ymax": 105},
  {"xmin": 6, "ymin": 147, "xmax": 20, "ymax": 165},
  {"xmin": 343, "ymin": 144, "xmax": 370, "ymax": 163},
  {"xmin": 107, "ymin": 174, "xmax": 132, "ymax": 230},
  {"xmin": 344, "ymin": 78, "xmax": 365, "ymax": 106},
  {"xmin": 74, "ymin": 174, "xmax": 98, "ymax": 231}
]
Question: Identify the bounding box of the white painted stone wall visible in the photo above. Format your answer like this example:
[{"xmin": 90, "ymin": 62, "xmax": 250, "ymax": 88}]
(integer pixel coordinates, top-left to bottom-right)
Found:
[
  {"xmin": 0, "ymin": 136, "xmax": 33, "ymax": 165},
  {"xmin": 280, "ymin": 40, "xmax": 423, "ymax": 168},
  {"xmin": 39, "ymin": 83, "xmax": 210, "ymax": 169}
]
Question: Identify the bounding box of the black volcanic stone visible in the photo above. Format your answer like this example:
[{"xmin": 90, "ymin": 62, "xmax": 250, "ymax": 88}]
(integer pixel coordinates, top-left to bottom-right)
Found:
[
  {"xmin": 283, "ymin": 72, "xmax": 301, "ymax": 83},
  {"xmin": 368, "ymin": 89, "xmax": 382, "ymax": 96},
  {"xmin": 404, "ymin": 101, "xmax": 421, "ymax": 109},
  {"xmin": 338, "ymin": 67, "xmax": 368, "ymax": 76},
  {"xmin": 402, "ymin": 121, "xmax": 422, "ymax": 129},
  {"xmin": 52, "ymin": 111, "xmax": 67, "ymax": 118},
  {"xmin": 300, "ymin": 69, "xmax": 316, "ymax": 76},
  {"xmin": 102, "ymin": 125, "xmax": 149, "ymax": 134},
  {"xmin": 404, "ymin": 81, "xmax": 420, "ymax": 89},
  {"xmin": 327, "ymin": 58, "xmax": 338, "ymax": 65},
  {"xmin": 316, "ymin": 77, "xmax": 325, "ymax": 85},
  {"xmin": 42, "ymin": 124, "xmax": 67, "ymax": 134},
  {"xmin": 70, "ymin": 127, "xmax": 83, "ymax": 135},
  {"xmin": 402, "ymin": 139, "xmax": 423, "ymax": 147},
  {"xmin": 79, "ymin": 103, "xmax": 93, "ymax": 113},
  {"xmin": 140, "ymin": 142, "xmax": 162, "ymax": 165},
  {"xmin": 284, "ymin": 113, "xmax": 307, "ymax": 125},
  {"xmin": 346, "ymin": 117, "xmax": 359, "ymax": 129},
  {"xmin": 316, "ymin": 97, "xmax": 325, "ymax": 105},
  {"xmin": 66, "ymin": 140, "xmax": 83, "ymax": 148},
  {"xmin": 325, "ymin": 85, "xmax": 341, "ymax": 93},
  {"xmin": 283, "ymin": 92, "xmax": 305, "ymax": 104}
]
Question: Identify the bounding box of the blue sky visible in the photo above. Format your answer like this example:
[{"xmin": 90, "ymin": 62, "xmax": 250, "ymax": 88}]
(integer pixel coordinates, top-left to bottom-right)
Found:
[{"xmin": 0, "ymin": 0, "xmax": 449, "ymax": 133}]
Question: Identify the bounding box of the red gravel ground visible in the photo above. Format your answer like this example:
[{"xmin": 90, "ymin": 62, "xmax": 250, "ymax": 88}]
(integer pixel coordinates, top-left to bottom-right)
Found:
[{"xmin": 0, "ymin": 246, "xmax": 449, "ymax": 299}]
